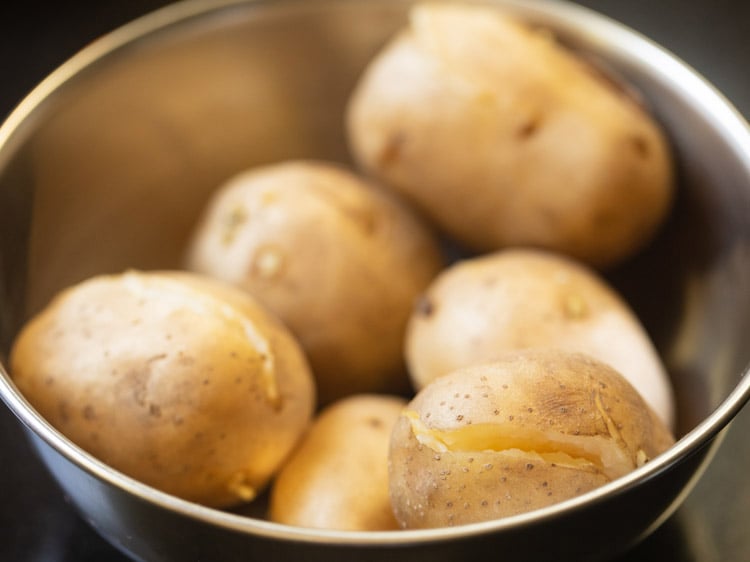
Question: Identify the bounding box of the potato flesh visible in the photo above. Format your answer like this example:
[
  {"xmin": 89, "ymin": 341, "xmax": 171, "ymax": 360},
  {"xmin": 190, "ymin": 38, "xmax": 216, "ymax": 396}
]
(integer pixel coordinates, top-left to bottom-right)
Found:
[
  {"xmin": 388, "ymin": 351, "xmax": 675, "ymax": 528},
  {"xmin": 405, "ymin": 410, "xmax": 637, "ymax": 481}
]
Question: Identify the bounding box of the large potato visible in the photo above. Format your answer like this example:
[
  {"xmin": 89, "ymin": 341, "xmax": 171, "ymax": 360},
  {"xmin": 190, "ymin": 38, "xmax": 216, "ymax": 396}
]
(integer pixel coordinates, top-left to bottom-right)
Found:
[
  {"xmin": 186, "ymin": 160, "xmax": 444, "ymax": 404},
  {"xmin": 406, "ymin": 248, "xmax": 675, "ymax": 428},
  {"xmin": 10, "ymin": 270, "xmax": 315, "ymax": 508},
  {"xmin": 347, "ymin": 3, "xmax": 674, "ymax": 268},
  {"xmin": 269, "ymin": 394, "xmax": 406, "ymax": 530},
  {"xmin": 389, "ymin": 349, "xmax": 675, "ymax": 529}
]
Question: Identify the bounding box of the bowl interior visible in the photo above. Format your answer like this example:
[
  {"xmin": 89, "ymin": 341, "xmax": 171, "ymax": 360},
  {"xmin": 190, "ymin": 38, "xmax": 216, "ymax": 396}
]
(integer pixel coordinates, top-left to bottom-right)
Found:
[{"xmin": 1, "ymin": 0, "xmax": 750, "ymax": 551}]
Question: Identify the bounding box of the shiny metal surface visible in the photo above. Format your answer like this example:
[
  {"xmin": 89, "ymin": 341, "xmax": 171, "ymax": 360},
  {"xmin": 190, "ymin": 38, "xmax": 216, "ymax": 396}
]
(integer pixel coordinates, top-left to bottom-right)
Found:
[{"xmin": 1, "ymin": 0, "xmax": 750, "ymax": 560}]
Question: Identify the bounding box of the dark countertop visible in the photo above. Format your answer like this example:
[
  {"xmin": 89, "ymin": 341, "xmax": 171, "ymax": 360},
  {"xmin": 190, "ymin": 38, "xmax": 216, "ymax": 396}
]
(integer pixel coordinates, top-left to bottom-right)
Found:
[{"xmin": 0, "ymin": 1, "xmax": 748, "ymax": 560}]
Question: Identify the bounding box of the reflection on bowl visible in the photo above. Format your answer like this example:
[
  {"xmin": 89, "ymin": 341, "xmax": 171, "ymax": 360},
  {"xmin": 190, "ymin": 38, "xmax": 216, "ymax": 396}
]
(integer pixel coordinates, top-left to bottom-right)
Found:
[{"xmin": 0, "ymin": 0, "xmax": 749, "ymax": 560}]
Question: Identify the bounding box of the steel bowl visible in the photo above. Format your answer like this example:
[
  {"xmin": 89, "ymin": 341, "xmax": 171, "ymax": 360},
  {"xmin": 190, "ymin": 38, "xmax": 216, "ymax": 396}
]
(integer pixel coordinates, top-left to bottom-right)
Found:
[{"xmin": 1, "ymin": 0, "xmax": 749, "ymax": 560}]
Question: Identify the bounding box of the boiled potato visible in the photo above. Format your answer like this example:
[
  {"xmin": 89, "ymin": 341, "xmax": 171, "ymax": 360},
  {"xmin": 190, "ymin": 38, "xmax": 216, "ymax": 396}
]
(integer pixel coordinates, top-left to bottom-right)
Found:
[
  {"xmin": 186, "ymin": 160, "xmax": 444, "ymax": 404},
  {"xmin": 347, "ymin": 3, "xmax": 674, "ymax": 268},
  {"xmin": 10, "ymin": 270, "xmax": 315, "ymax": 508},
  {"xmin": 269, "ymin": 394, "xmax": 406, "ymax": 530},
  {"xmin": 406, "ymin": 248, "xmax": 675, "ymax": 428},
  {"xmin": 389, "ymin": 349, "xmax": 675, "ymax": 529}
]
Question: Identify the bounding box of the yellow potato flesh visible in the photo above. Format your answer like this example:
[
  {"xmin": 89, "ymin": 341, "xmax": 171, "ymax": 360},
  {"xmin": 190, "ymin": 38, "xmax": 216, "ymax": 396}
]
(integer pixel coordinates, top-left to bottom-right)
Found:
[
  {"xmin": 405, "ymin": 410, "xmax": 637, "ymax": 480},
  {"xmin": 388, "ymin": 350, "xmax": 675, "ymax": 529}
]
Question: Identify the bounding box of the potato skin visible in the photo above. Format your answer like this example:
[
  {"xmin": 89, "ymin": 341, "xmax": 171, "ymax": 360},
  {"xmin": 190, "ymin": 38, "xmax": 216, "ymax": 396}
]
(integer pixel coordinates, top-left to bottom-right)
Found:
[
  {"xmin": 269, "ymin": 394, "xmax": 406, "ymax": 530},
  {"xmin": 186, "ymin": 160, "xmax": 443, "ymax": 404},
  {"xmin": 389, "ymin": 350, "xmax": 675, "ymax": 529},
  {"xmin": 406, "ymin": 248, "xmax": 675, "ymax": 428},
  {"xmin": 10, "ymin": 270, "xmax": 315, "ymax": 508},
  {"xmin": 347, "ymin": 3, "xmax": 674, "ymax": 268}
]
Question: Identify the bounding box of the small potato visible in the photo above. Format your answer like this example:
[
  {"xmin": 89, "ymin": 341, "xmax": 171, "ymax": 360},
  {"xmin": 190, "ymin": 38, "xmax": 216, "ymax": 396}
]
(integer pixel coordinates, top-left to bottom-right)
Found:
[
  {"xmin": 406, "ymin": 248, "xmax": 675, "ymax": 428},
  {"xmin": 389, "ymin": 349, "xmax": 675, "ymax": 529},
  {"xmin": 10, "ymin": 270, "xmax": 315, "ymax": 508},
  {"xmin": 269, "ymin": 394, "xmax": 406, "ymax": 531},
  {"xmin": 347, "ymin": 3, "xmax": 674, "ymax": 268},
  {"xmin": 186, "ymin": 160, "xmax": 444, "ymax": 404}
]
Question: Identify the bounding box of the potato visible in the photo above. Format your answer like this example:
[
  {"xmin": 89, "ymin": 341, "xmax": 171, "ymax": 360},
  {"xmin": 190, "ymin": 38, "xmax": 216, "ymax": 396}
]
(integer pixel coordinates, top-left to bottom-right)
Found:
[
  {"xmin": 389, "ymin": 349, "xmax": 675, "ymax": 529},
  {"xmin": 9, "ymin": 270, "xmax": 315, "ymax": 508},
  {"xmin": 269, "ymin": 394, "xmax": 406, "ymax": 530},
  {"xmin": 185, "ymin": 160, "xmax": 444, "ymax": 404},
  {"xmin": 406, "ymin": 248, "xmax": 675, "ymax": 428},
  {"xmin": 347, "ymin": 3, "xmax": 674, "ymax": 268}
]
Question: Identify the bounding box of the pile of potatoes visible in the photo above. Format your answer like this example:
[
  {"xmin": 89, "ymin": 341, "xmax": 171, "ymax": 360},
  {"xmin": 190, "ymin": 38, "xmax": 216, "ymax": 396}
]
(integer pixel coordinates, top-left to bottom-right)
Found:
[{"xmin": 10, "ymin": 3, "xmax": 678, "ymax": 531}]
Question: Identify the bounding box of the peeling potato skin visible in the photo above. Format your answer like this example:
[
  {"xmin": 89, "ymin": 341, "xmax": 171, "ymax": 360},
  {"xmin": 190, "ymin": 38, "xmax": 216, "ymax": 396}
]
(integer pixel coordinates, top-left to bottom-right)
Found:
[
  {"xmin": 269, "ymin": 394, "xmax": 406, "ymax": 531},
  {"xmin": 405, "ymin": 248, "xmax": 676, "ymax": 428},
  {"xmin": 186, "ymin": 160, "xmax": 444, "ymax": 405},
  {"xmin": 347, "ymin": 3, "xmax": 674, "ymax": 268},
  {"xmin": 388, "ymin": 350, "xmax": 675, "ymax": 529},
  {"xmin": 9, "ymin": 270, "xmax": 315, "ymax": 508}
]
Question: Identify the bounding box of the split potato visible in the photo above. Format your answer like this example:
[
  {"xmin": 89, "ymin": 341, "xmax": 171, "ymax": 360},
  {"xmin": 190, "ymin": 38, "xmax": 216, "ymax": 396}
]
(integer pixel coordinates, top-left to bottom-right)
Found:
[
  {"xmin": 347, "ymin": 3, "xmax": 674, "ymax": 268},
  {"xmin": 10, "ymin": 270, "xmax": 315, "ymax": 508},
  {"xmin": 406, "ymin": 248, "xmax": 675, "ymax": 428},
  {"xmin": 269, "ymin": 394, "xmax": 406, "ymax": 531},
  {"xmin": 389, "ymin": 349, "xmax": 675, "ymax": 529},
  {"xmin": 186, "ymin": 160, "xmax": 443, "ymax": 404}
]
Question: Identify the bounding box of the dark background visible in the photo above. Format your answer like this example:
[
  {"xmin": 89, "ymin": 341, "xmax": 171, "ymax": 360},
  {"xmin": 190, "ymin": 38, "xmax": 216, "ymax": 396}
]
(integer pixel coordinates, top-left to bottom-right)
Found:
[{"xmin": 0, "ymin": 1, "xmax": 748, "ymax": 560}]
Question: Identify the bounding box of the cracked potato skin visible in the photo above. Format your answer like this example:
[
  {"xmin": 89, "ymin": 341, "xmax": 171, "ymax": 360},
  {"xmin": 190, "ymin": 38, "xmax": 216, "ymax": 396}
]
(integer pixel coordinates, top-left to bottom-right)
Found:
[
  {"xmin": 347, "ymin": 3, "xmax": 674, "ymax": 268},
  {"xmin": 10, "ymin": 270, "xmax": 315, "ymax": 508},
  {"xmin": 388, "ymin": 349, "xmax": 674, "ymax": 529}
]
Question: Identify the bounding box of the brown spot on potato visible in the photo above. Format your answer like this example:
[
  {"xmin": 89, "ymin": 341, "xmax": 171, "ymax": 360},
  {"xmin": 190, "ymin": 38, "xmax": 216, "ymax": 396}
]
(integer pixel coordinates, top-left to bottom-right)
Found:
[
  {"xmin": 517, "ymin": 117, "xmax": 542, "ymax": 139},
  {"xmin": 415, "ymin": 295, "xmax": 436, "ymax": 318},
  {"xmin": 378, "ymin": 131, "xmax": 407, "ymax": 168},
  {"xmin": 631, "ymin": 135, "xmax": 649, "ymax": 157}
]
